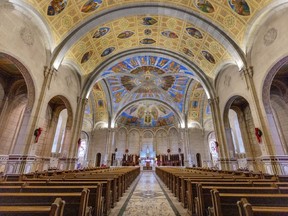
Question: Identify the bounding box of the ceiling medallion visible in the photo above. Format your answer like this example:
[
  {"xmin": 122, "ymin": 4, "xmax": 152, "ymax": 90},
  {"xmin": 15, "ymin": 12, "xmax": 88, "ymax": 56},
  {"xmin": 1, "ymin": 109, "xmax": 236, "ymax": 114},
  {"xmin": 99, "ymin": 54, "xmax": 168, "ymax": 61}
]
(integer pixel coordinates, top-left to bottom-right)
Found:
[{"xmin": 144, "ymin": 29, "xmax": 152, "ymax": 35}]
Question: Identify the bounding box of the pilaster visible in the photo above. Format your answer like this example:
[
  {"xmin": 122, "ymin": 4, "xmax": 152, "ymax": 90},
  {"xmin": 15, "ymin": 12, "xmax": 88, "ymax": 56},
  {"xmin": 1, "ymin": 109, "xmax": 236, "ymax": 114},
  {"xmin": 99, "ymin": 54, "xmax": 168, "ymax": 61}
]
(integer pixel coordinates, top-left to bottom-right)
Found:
[{"xmin": 240, "ymin": 66, "xmax": 273, "ymax": 157}]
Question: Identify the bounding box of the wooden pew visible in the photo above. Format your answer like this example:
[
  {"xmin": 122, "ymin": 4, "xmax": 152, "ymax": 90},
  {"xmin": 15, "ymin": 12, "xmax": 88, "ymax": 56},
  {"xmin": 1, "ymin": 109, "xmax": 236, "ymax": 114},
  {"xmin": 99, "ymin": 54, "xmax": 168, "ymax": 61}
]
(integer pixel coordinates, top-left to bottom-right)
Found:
[
  {"xmin": 0, "ymin": 189, "xmax": 89, "ymax": 216},
  {"xmin": 0, "ymin": 185, "xmax": 102, "ymax": 216},
  {"xmin": 0, "ymin": 197, "xmax": 65, "ymax": 216},
  {"xmin": 211, "ymin": 189, "xmax": 288, "ymax": 216},
  {"xmin": 196, "ymin": 185, "xmax": 288, "ymax": 216},
  {"xmin": 237, "ymin": 198, "xmax": 288, "ymax": 216}
]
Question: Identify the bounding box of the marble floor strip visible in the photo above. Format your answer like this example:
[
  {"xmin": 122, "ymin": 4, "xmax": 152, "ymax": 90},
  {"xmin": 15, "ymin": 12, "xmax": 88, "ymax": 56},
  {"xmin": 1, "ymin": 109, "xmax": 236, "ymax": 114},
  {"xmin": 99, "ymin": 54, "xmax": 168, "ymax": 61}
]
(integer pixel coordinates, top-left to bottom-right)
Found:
[{"xmin": 111, "ymin": 171, "xmax": 187, "ymax": 216}]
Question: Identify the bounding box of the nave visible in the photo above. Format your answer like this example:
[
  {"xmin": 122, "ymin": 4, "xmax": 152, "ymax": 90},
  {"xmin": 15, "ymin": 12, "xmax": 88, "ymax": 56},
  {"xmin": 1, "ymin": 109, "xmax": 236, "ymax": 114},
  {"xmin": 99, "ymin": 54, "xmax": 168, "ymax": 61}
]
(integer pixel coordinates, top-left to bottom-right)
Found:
[
  {"xmin": 1, "ymin": 166, "xmax": 288, "ymax": 216},
  {"xmin": 111, "ymin": 171, "xmax": 186, "ymax": 216}
]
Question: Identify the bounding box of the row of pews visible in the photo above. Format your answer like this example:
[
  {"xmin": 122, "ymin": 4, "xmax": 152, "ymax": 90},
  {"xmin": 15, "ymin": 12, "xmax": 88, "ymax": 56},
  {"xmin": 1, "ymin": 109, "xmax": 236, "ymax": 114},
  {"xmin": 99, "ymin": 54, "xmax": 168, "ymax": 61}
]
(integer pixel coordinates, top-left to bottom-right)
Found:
[
  {"xmin": 0, "ymin": 166, "xmax": 140, "ymax": 216},
  {"xmin": 156, "ymin": 167, "xmax": 288, "ymax": 216}
]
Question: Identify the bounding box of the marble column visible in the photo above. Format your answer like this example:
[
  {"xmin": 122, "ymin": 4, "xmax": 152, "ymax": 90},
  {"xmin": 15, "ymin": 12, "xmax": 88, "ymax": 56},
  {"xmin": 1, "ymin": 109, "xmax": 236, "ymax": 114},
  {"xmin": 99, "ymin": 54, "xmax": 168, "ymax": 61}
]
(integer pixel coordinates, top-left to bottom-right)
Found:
[{"xmin": 208, "ymin": 97, "xmax": 230, "ymax": 170}]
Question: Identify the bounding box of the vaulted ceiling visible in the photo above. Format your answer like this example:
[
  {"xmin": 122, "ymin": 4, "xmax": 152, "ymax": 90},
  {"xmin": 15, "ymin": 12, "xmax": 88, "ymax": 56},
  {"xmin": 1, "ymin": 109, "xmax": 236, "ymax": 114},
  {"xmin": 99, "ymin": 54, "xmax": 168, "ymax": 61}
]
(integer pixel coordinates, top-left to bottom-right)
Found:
[{"xmin": 21, "ymin": 0, "xmax": 275, "ymax": 128}]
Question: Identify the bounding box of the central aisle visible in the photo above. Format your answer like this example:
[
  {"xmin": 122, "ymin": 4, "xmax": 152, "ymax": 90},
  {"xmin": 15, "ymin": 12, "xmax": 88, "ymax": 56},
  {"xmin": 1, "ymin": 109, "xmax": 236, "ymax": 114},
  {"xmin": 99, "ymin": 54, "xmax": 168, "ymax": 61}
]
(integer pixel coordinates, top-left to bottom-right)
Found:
[{"xmin": 118, "ymin": 171, "xmax": 182, "ymax": 216}]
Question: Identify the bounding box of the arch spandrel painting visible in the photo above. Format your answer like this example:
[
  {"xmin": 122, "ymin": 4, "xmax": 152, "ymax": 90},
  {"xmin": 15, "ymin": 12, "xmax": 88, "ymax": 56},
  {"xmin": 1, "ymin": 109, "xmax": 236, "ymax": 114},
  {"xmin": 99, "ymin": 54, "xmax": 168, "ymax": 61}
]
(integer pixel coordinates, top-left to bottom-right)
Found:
[
  {"xmin": 117, "ymin": 101, "xmax": 177, "ymax": 128},
  {"xmin": 103, "ymin": 56, "xmax": 194, "ymax": 112}
]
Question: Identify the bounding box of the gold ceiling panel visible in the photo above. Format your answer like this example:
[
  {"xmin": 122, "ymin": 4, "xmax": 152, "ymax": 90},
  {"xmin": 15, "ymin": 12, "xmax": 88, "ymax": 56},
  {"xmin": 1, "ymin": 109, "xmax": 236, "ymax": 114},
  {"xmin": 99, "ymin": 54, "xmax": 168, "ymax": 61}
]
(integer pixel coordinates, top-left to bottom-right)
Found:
[
  {"xmin": 92, "ymin": 83, "xmax": 108, "ymax": 122},
  {"xmin": 65, "ymin": 15, "xmax": 232, "ymax": 77},
  {"xmin": 25, "ymin": 0, "xmax": 272, "ymax": 46}
]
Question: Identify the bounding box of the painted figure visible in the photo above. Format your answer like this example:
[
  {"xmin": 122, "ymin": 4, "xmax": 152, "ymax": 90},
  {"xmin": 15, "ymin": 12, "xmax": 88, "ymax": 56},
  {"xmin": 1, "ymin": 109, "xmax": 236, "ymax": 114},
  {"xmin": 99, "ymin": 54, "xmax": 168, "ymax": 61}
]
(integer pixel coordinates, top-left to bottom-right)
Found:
[
  {"xmin": 101, "ymin": 47, "xmax": 115, "ymax": 57},
  {"xmin": 161, "ymin": 31, "xmax": 178, "ymax": 39},
  {"xmin": 186, "ymin": 27, "xmax": 203, "ymax": 39},
  {"xmin": 93, "ymin": 27, "xmax": 110, "ymax": 38},
  {"xmin": 81, "ymin": 0, "xmax": 102, "ymax": 13},
  {"xmin": 228, "ymin": 0, "xmax": 250, "ymax": 16},
  {"xmin": 140, "ymin": 38, "xmax": 156, "ymax": 44},
  {"xmin": 195, "ymin": 0, "xmax": 215, "ymax": 13},
  {"xmin": 81, "ymin": 51, "xmax": 93, "ymax": 64},
  {"xmin": 47, "ymin": 0, "xmax": 67, "ymax": 16},
  {"xmin": 118, "ymin": 31, "xmax": 134, "ymax": 39},
  {"xmin": 142, "ymin": 17, "xmax": 157, "ymax": 25},
  {"xmin": 202, "ymin": 50, "xmax": 216, "ymax": 64}
]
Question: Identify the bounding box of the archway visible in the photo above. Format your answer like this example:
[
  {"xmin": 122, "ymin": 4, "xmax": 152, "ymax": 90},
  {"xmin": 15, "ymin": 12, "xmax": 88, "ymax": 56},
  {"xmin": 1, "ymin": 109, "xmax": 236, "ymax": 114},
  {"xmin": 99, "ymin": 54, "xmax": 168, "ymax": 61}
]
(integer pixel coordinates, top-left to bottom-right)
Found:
[
  {"xmin": 224, "ymin": 96, "xmax": 261, "ymax": 171},
  {"xmin": 262, "ymin": 58, "xmax": 288, "ymax": 156},
  {"xmin": 0, "ymin": 53, "xmax": 35, "ymax": 157}
]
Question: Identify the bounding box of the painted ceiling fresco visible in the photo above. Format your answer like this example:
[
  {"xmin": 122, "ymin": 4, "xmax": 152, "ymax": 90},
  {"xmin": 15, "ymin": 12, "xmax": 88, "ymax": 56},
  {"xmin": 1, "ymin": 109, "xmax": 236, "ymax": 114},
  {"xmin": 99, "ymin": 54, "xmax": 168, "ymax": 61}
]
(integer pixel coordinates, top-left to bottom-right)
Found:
[
  {"xmin": 84, "ymin": 82, "xmax": 108, "ymax": 123},
  {"xmin": 116, "ymin": 101, "xmax": 177, "ymax": 128},
  {"xmin": 188, "ymin": 83, "xmax": 210, "ymax": 124},
  {"xmin": 102, "ymin": 56, "xmax": 193, "ymax": 113},
  {"xmin": 26, "ymin": 0, "xmax": 271, "ymax": 47},
  {"xmin": 64, "ymin": 14, "xmax": 232, "ymax": 77}
]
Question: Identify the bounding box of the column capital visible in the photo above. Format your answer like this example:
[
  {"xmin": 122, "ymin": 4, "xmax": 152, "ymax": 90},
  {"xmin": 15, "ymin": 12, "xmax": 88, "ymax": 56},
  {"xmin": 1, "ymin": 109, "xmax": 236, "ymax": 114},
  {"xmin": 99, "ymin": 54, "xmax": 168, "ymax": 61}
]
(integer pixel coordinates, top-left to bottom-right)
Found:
[
  {"xmin": 208, "ymin": 97, "xmax": 219, "ymax": 105},
  {"xmin": 44, "ymin": 66, "xmax": 57, "ymax": 89},
  {"xmin": 240, "ymin": 66, "xmax": 253, "ymax": 78},
  {"xmin": 44, "ymin": 66, "xmax": 57, "ymax": 78}
]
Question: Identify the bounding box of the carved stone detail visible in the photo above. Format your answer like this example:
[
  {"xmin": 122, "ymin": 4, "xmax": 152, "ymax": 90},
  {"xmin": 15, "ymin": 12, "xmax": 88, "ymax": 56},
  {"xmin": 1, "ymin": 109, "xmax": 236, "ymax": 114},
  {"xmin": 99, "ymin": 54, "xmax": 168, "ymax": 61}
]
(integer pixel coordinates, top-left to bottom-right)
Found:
[
  {"xmin": 264, "ymin": 28, "xmax": 277, "ymax": 46},
  {"xmin": 224, "ymin": 75, "xmax": 231, "ymax": 87},
  {"xmin": 20, "ymin": 26, "xmax": 34, "ymax": 46}
]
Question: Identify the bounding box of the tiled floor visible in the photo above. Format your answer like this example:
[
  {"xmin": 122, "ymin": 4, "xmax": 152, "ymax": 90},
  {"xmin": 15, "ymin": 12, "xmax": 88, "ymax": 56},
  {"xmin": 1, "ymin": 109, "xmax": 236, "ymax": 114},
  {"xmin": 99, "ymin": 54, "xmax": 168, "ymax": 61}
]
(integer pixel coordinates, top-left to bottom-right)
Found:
[{"xmin": 109, "ymin": 171, "xmax": 188, "ymax": 216}]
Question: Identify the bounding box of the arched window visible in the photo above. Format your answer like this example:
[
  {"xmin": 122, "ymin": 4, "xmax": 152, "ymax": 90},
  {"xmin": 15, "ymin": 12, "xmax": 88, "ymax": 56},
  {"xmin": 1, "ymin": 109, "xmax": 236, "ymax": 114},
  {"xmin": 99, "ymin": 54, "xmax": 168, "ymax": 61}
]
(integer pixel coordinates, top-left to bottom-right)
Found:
[{"xmin": 51, "ymin": 109, "xmax": 68, "ymax": 154}]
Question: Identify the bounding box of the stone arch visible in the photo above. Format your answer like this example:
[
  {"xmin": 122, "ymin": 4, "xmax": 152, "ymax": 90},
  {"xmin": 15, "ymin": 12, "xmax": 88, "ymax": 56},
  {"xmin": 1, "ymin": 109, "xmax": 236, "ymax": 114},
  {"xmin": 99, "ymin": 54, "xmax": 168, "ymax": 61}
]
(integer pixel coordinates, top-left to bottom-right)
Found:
[
  {"xmin": 127, "ymin": 129, "xmax": 140, "ymax": 154},
  {"xmin": 39, "ymin": 95, "xmax": 73, "ymax": 159},
  {"xmin": 0, "ymin": 53, "xmax": 36, "ymax": 156},
  {"xmin": 0, "ymin": 53, "xmax": 35, "ymax": 112},
  {"xmin": 262, "ymin": 56, "xmax": 288, "ymax": 115},
  {"xmin": 223, "ymin": 95, "xmax": 261, "ymax": 171},
  {"xmin": 262, "ymin": 56, "xmax": 288, "ymax": 156},
  {"xmin": 155, "ymin": 129, "xmax": 168, "ymax": 154}
]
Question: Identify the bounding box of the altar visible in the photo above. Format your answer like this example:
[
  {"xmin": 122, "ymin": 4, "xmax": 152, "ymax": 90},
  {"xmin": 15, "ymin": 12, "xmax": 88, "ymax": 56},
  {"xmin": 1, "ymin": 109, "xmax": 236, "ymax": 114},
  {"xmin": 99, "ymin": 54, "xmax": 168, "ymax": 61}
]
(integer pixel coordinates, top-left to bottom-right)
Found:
[{"xmin": 143, "ymin": 160, "xmax": 152, "ymax": 170}]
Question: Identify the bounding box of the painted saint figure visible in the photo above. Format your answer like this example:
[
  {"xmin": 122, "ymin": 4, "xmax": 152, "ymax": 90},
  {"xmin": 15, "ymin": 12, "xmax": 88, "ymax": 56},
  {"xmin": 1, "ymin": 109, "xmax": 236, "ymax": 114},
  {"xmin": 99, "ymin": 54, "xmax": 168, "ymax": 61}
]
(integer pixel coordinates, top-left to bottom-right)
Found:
[
  {"xmin": 81, "ymin": 0, "xmax": 103, "ymax": 13},
  {"xmin": 47, "ymin": 0, "xmax": 67, "ymax": 16},
  {"xmin": 228, "ymin": 0, "xmax": 250, "ymax": 16}
]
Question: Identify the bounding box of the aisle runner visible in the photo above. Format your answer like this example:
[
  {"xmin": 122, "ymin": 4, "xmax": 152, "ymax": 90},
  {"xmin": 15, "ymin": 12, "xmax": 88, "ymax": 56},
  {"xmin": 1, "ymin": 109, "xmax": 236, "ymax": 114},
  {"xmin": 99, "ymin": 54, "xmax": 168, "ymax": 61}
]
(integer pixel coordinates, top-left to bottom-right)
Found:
[{"xmin": 119, "ymin": 171, "xmax": 180, "ymax": 216}]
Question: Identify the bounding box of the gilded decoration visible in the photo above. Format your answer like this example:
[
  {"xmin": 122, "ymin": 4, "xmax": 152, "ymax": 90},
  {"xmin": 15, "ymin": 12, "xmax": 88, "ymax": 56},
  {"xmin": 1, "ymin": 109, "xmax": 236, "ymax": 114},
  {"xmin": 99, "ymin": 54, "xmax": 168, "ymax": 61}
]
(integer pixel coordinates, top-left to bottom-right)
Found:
[{"xmin": 65, "ymin": 15, "xmax": 231, "ymax": 77}]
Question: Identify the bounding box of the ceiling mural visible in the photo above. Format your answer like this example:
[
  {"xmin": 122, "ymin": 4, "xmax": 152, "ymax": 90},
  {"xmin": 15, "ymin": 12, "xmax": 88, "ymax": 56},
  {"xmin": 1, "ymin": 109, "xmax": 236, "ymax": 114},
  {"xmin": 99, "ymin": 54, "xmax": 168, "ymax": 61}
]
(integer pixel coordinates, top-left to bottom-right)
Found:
[
  {"xmin": 21, "ymin": 0, "xmax": 274, "ymax": 130},
  {"xmin": 188, "ymin": 83, "xmax": 208, "ymax": 124},
  {"xmin": 102, "ymin": 56, "xmax": 193, "ymax": 113},
  {"xmin": 65, "ymin": 15, "xmax": 231, "ymax": 77},
  {"xmin": 92, "ymin": 82, "xmax": 108, "ymax": 123},
  {"xmin": 116, "ymin": 101, "xmax": 177, "ymax": 128},
  {"xmin": 25, "ymin": 0, "xmax": 271, "ymax": 47}
]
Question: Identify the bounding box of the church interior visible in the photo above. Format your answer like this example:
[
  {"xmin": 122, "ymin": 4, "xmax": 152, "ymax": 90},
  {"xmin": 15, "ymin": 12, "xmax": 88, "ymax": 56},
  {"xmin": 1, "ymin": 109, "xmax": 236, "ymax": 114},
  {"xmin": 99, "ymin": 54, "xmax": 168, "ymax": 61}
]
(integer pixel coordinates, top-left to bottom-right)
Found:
[{"xmin": 1, "ymin": 0, "xmax": 288, "ymax": 215}]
